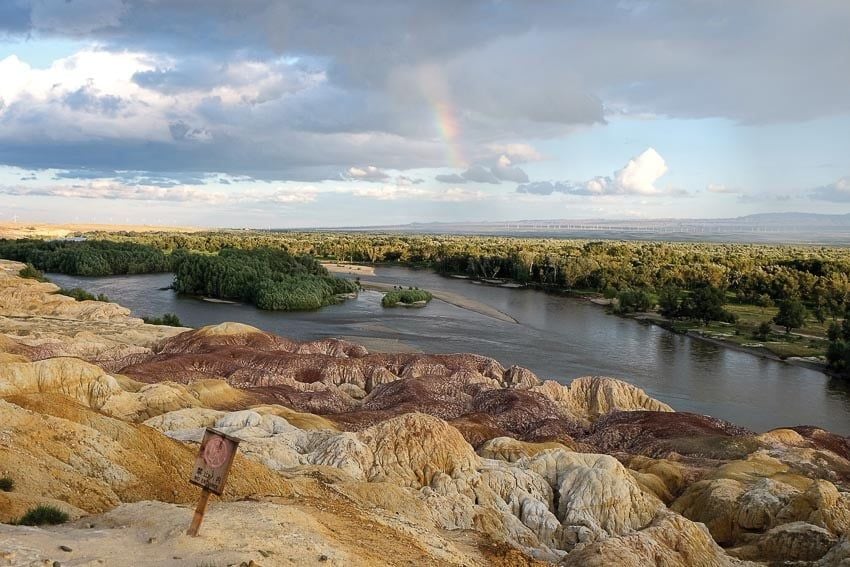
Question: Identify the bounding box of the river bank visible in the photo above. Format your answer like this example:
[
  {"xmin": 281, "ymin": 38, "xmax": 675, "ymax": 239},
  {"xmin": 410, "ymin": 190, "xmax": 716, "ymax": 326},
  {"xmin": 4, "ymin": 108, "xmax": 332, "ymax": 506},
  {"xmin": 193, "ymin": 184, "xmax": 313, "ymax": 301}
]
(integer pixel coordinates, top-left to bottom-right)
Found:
[
  {"xmin": 326, "ymin": 261, "xmax": 835, "ymax": 376},
  {"xmin": 43, "ymin": 268, "xmax": 850, "ymax": 433}
]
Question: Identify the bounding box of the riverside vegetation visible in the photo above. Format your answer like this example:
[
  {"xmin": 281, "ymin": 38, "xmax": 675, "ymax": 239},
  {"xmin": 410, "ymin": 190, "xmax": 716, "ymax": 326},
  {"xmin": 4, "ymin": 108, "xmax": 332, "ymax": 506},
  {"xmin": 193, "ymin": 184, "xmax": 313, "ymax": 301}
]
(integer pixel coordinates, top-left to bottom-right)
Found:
[
  {"xmin": 2, "ymin": 232, "xmax": 849, "ymax": 374},
  {"xmin": 0, "ymin": 240, "xmax": 358, "ymax": 312}
]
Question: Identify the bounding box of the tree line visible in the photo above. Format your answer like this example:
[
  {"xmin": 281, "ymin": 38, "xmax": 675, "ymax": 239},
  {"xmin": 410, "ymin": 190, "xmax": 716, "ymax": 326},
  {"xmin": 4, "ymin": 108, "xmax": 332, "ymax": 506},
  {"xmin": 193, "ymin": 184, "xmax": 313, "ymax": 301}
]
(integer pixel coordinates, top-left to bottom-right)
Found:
[
  {"xmin": 84, "ymin": 230, "xmax": 850, "ymax": 316},
  {"xmin": 0, "ymin": 239, "xmax": 357, "ymax": 312},
  {"xmin": 0, "ymin": 239, "xmax": 170, "ymax": 276}
]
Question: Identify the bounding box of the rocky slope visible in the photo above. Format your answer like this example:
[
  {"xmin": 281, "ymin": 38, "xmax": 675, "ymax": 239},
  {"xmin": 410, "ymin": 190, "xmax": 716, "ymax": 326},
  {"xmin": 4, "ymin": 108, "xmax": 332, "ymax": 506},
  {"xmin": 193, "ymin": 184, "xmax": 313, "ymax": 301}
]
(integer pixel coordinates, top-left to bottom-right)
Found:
[{"xmin": 1, "ymin": 259, "xmax": 849, "ymax": 566}]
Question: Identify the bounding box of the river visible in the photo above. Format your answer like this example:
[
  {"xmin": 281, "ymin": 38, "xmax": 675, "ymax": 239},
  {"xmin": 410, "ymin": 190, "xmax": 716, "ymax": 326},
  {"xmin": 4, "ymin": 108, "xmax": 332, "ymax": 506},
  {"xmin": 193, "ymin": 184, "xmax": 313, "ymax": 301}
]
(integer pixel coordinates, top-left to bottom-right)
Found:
[{"xmin": 48, "ymin": 266, "xmax": 850, "ymax": 435}]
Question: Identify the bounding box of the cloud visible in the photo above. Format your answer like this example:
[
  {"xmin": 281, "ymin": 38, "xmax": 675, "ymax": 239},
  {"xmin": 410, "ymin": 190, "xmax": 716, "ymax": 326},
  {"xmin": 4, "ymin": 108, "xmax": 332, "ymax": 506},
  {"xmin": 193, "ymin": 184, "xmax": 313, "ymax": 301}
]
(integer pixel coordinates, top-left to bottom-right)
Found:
[
  {"xmin": 436, "ymin": 160, "xmax": 528, "ymax": 184},
  {"xmin": 0, "ymin": 0, "xmax": 848, "ymax": 199},
  {"xmin": 168, "ymin": 121, "xmax": 213, "ymax": 142},
  {"xmin": 0, "ymin": 180, "xmax": 319, "ymax": 205},
  {"xmin": 484, "ymin": 143, "xmax": 544, "ymax": 164},
  {"xmin": 435, "ymin": 173, "xmax": 466, "ymax": 184},
  {"xmin": 458, "ymin": 164, "xmax": 500, "ymax": 184},
  {"xmin": 612, "ymin": 148, "xmax": 669, "ymax": 195},
  {"xmin": 30, "ymin": 0, "xmax": 127, "ymax": 34},
  {"xmin": 810, "ymin": 177, "xmax": 850, "ymax": 202},
  {"xmin": 491, "ymin": 155, "xmax": 529, "ymax": 183},
  {"xmin": 349, "ymin": 185, "xmax": 486, "ymax": 202},
  {"xmin": 706, "ymin": 183, "xmax": 744, "ymax": 195},
  {"xmin": 345, "ymin": 165, "xmax": 390, "ymax": 182},
  {"xmin": 517, "ymin": 148, "xmax": 671, "ymax": 197},
  {"xmin": 1, "ymin": 181, "xmax": 232, "ymax": 204}
]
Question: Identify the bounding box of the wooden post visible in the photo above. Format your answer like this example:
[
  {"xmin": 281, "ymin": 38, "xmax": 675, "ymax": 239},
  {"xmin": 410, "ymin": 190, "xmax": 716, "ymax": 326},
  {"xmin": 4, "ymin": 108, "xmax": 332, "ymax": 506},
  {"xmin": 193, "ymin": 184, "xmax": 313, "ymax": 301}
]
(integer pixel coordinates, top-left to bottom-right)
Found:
[{"xmin": 187, "ymin": 488, "xmax": 211, "ymax": 537}]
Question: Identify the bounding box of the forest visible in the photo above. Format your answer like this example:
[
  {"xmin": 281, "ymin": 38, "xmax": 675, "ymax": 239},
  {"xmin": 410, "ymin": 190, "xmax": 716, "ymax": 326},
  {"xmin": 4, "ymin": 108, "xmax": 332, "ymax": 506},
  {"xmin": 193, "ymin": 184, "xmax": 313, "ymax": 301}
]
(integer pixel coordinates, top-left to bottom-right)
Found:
[
  {"xmin": 83, "ymin": 230, "xmax": 850, "ymax": 316},
  {"xmin": 1, "ymin": 240, "xmax": 357, "ymax": 311},
  {"xmin": 0, "ymin": 239, "xmax": 170, "ymax": 276},
  {"xmin": 171, "ymin": 248, "xmax": 358, "ymax": 311}
]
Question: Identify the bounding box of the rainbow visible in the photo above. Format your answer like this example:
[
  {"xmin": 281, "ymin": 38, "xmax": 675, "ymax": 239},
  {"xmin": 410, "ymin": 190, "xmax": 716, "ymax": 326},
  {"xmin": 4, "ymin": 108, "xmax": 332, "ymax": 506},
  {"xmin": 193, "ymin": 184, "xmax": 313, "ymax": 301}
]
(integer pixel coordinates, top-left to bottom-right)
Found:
[{"xmin": 433, "ymin": 101, "xmax": 467, "ymax": 169}]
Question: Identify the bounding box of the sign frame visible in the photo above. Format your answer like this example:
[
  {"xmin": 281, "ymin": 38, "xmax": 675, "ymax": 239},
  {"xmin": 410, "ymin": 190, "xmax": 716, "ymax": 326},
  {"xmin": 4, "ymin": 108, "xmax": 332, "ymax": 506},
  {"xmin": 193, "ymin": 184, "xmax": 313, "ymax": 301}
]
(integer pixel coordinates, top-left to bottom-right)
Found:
[
  {"xmin": 187, "ymin": 428, "xmax": 241, "ymax": 537},
  {"xmin": 189, "ymin": 428, "xmax": 241, "ymax": 496}
]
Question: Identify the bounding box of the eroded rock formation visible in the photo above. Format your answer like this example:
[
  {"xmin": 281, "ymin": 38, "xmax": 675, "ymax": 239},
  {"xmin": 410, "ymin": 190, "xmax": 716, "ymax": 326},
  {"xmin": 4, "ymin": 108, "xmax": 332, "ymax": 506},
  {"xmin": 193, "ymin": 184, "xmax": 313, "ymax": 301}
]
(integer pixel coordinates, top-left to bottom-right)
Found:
[{"xmin": 1, "ymin": 259, "xmax": 848, "ymax": 566}]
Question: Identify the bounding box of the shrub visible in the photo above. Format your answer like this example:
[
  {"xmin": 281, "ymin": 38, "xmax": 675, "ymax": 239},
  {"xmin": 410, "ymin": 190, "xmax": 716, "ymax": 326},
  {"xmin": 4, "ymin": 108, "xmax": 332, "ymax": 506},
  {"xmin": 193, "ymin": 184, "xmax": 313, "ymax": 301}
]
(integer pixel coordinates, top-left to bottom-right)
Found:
[
  {"xmin": 143, "ymin": 313, "xmax": 183, "ymax": 326},
  {"xmin": 753, "ymin": 321, "xmax": 772, "ymax": 341},
  {"xmin": 17, "ymin": 505, "xmax": 69, "ymax": 526},
  {"xmin": 614, "ymin": 289, "xmax": 653, "ymax": 314},
  {"xmin": 18, "ymin": 263, "xmax": 47, "ymax": 281},
  {"xmin": 57, "ymin": 287, "xmax": 109, "ymax": 302},
  {"xmin": 826, "ymin": 311, "xmax": 850, "ymax": 377},
  {"xmin": 0, "ymin": 477, "xmax": 14, "ymax": 491},
  {"xmin": 58, "ymin": 287, "xmax": 96, "ymax": 301},
  {"xmin": 382, "ymin": 289, "xmax": 433, "ymax": 307}
]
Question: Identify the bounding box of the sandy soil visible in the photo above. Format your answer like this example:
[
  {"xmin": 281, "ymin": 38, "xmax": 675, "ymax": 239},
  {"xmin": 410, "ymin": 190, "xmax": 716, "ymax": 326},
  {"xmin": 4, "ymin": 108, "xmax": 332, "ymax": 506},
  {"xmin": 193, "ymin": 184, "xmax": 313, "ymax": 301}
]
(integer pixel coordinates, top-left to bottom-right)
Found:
[
  {"xmin": 0, "ymin": 221, "xmax": 200, "ymax": 239},
  {"xmin": 0, "ymin": 495, "xmax": 503, "ymax": 567},
  {"xmin": 323, "ymin": 262, "xmax": 377, "ymax": 276}
]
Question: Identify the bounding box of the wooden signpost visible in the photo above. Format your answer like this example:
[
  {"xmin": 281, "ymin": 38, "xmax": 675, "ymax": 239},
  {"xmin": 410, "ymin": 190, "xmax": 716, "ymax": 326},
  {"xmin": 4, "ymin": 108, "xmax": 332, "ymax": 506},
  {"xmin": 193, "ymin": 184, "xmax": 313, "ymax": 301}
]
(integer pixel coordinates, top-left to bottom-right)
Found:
[{"xmin": 187, "ymin": 428, "xmax": 240, "ymax": 537}]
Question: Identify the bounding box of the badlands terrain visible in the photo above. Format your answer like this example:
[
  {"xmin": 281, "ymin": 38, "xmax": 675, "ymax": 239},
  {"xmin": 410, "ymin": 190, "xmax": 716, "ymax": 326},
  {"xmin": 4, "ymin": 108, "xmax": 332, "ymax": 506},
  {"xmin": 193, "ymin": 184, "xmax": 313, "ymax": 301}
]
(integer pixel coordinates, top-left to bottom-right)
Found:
[{"xmin": 0, "ymin": 258, "xmax": 849, "ymax": 566}]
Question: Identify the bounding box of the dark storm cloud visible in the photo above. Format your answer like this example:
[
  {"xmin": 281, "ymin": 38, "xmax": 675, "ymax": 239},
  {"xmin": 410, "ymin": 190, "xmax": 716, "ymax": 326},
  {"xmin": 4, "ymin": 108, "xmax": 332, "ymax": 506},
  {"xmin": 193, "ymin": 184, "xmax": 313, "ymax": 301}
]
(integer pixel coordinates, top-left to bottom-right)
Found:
[{"xmin": 0, "ymin": 0, "xmax": 31, "ymax": 33}]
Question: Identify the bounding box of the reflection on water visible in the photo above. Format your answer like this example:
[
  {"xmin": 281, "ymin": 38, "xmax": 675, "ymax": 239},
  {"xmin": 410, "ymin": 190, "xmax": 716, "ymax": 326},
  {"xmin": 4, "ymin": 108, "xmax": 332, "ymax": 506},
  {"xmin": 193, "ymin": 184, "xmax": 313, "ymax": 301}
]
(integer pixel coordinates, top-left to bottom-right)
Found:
[{"xmin": 47, "ymin": 267, "xmax": 850, "ymax": 435}]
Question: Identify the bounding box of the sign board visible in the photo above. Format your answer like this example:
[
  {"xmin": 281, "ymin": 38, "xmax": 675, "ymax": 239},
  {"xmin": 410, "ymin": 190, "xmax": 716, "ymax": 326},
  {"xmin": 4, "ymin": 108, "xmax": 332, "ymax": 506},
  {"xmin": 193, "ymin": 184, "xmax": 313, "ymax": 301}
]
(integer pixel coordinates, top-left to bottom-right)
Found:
[{"xmin": 189, "ymin": 428, "xmax": 240, "ymax": 496}]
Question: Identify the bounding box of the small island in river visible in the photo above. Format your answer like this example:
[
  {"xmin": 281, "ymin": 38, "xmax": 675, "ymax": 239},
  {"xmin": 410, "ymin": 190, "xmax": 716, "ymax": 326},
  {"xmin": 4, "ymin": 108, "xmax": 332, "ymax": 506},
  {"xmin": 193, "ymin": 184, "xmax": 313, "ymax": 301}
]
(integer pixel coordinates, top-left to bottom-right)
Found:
[{"xmin": 381, "ymin": 288, "xmax": 433, "ymax": 307}]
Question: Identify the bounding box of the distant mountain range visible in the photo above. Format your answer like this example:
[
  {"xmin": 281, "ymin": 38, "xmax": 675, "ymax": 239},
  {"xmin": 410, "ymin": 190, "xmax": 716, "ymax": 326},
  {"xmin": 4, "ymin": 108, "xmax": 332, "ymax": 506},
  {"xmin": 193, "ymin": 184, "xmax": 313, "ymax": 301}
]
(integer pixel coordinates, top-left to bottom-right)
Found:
[{"xmin": 319, "ymin": 213, "xmax": 850, "ymax": 245}]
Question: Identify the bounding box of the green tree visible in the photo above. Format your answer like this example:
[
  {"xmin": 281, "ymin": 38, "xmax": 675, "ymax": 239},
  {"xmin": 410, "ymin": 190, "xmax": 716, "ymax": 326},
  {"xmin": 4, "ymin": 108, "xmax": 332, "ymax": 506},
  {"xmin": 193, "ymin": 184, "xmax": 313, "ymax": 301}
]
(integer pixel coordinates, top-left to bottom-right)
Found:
[
  {"xmin": 773, "ymin": 298, "xmax": 807, "ymax": 333},
  {"xmin": 658, "ymin": 286, "xmax": 681, "ymax": 318},
  {"xmin": 614, "ymin": 289, "xmax": 652, "ymax": 314},
  {"xmin": 682, "ymin": 285, "xmax": 732, "ymax": 325},
  {"xmin": 826, "ymin": 314, "xmax": 850, "ymax": 377}
]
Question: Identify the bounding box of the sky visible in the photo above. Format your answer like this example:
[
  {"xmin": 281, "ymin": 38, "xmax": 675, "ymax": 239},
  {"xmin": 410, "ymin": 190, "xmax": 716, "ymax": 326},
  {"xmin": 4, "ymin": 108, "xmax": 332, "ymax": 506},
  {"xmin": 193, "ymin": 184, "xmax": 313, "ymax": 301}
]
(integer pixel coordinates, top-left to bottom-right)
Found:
[{"xmin": 0, "ymin": 0, "xmax": 849, "ymax": 228}]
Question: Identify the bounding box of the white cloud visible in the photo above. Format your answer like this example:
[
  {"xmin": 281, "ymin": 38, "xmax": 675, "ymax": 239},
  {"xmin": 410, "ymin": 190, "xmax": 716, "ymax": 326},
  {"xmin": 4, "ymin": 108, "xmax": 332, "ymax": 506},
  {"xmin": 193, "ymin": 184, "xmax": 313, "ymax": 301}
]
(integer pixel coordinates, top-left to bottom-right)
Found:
[
  {"xmin": 612, "ymin": 148, "xmax": 668, "ymax": 195},
  {"xmin": 345, "ymin": 165, "xmax": 390, "ymax": 182},
  {"xmin": 485, "ymin": 143, "xmax": 544, "ymax": 164},
  {"xmin": 516, "ymin": 148, "xmax": 673, "ymax": 197},
  {"xmin": 0, "ymin": 47, "xmax": 325, "ymax": 147},
  {"xmin": 347, "ymin": 184, "xmax": 486, "ymax": 202},
  {"xmin": 0, "ymin": 180, "xmax": 320, "ymax": 206}
]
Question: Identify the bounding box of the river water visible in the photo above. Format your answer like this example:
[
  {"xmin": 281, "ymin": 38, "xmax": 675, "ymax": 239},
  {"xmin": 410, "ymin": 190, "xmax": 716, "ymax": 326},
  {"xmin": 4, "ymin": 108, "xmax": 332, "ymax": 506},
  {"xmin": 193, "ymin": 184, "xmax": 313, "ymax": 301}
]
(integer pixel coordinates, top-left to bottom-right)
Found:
[{"xmin": 48, "ymin": 266, "xmax": 850, "ymax": 435}]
